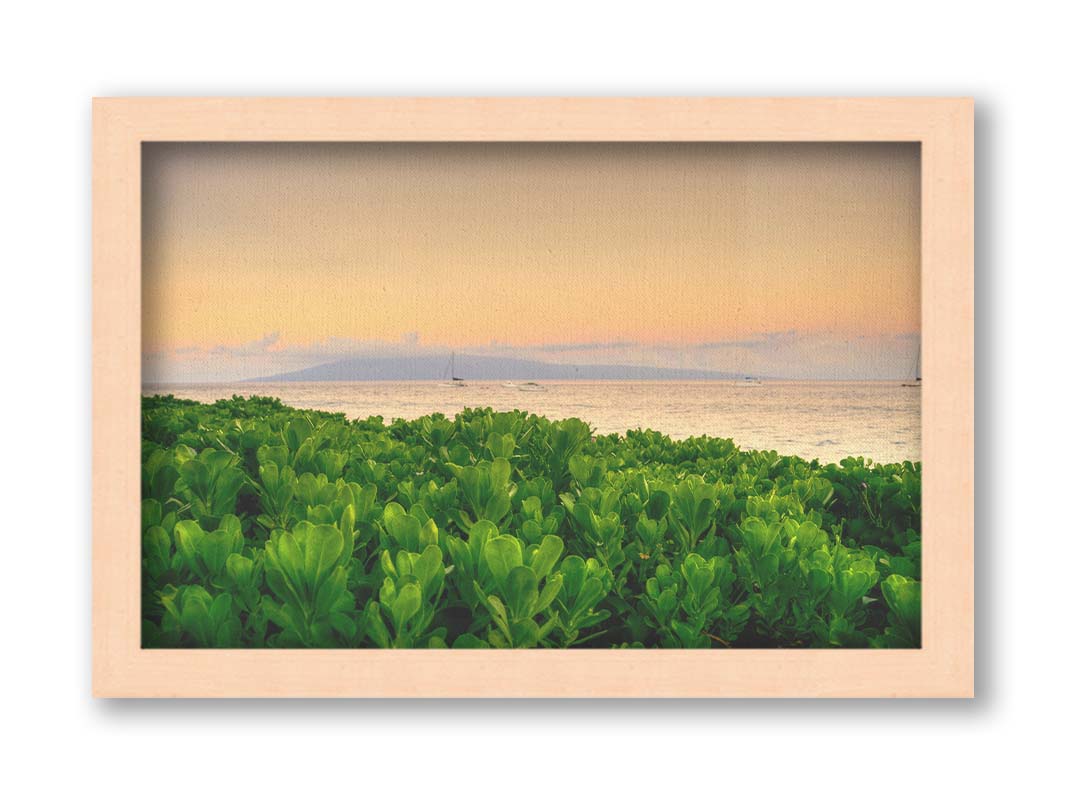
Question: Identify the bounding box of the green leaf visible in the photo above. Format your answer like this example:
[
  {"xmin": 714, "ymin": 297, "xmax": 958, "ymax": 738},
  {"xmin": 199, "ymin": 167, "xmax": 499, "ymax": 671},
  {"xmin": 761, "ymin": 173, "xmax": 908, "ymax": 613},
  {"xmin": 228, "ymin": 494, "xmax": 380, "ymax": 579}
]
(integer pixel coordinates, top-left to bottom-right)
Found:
[
  {"xmin": 174, "ymin": 520, "xmax": 205, "ymax": 568},
  {"xmin": 391, "ymin": 582, "xmax": 422, "ymax": 632},
  {"xmin": 276, "ymin": 532, "xmax": 307, "ymax": 595},
  {"xmin": 199, "ymin": 527, "xmax": 239, "ymax": 576},
  {"xmin": 413, "ymin": 545, "xmax": 443, "ymax": 591},
  {"xmin": 882, "ymin": 574, "xmax": 921, "ymax": 643},
  {"xmin": 484, "ymin": 535, "xmax": 524, "ymax": 588},
  {"xmin": 560, "ymin": 555, "xmax": 587, "ymax": 601},
  {"xmin": 740, "ymin": 517, "xmax": 779, "ymax": 558},
  {"xmin": 143, "ymin": 526, "xmax": 171, "ymax": 573},
  {"xmin": 363, "ymin": 603, "xmax": 392, "ymax": 648},
  {"xmin": 489, "ymin": 457, "xmax": 511, "ymax": 491},
  {"xmin": 383, "ymin": 503, "xmax": 423, "ymax": 551},
  {"xmin": 534, "ymin": 572, "xmax": 563, "ymax": 615},
  {"xmin": 510, "ymin": 619, "xmax": 540, "ymax": 648},
  {"xmin": 529, "ymin": 534, "xmax": 564, "ymax": 580},
  {"xmin": 503, "ymin": 565, "xmax": 538, "ymax": 620},
  {"xmin": 484, "ymin": 594, "xmax": 509, "ymax": 630},
  {"xmin": 225, "ymin": 553, "xmax": 254, "ymax": 586},
  {"xmin": 303, "ymin": 524, "xmax": 344, "ymax": 588},
  {"xmin": 647, "ymin": 490, "xmax": 671, "ymax": 520},
  {"xmin": 793, "ymin": 521, "xmax": 828, "ymax": 553}
]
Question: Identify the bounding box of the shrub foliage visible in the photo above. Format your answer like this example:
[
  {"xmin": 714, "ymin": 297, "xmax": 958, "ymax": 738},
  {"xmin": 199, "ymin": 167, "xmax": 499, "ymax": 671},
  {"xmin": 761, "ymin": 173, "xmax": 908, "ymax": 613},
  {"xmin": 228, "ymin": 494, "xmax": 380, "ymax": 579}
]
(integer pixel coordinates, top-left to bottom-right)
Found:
[{"xmin": 142, "ymin": 394, "xmax": 921, "ymax": 648}]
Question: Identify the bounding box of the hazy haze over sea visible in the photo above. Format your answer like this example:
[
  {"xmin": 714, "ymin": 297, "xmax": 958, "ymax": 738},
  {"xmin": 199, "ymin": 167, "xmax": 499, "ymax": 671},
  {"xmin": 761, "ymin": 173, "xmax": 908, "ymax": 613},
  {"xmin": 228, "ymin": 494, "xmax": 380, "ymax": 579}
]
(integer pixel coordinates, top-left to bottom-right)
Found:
[{"xmin": 144, "ymin": 380, "xmax": 920, "ymax": 465}]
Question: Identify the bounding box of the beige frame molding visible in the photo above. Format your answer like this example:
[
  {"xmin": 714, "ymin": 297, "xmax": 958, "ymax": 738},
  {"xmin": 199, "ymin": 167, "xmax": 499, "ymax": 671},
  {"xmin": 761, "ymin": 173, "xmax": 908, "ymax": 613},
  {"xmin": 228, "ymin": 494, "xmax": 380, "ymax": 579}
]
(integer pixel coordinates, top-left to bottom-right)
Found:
[{"xmin": 93, "ymin": 98, "xmax": 973, "ymax": 698}]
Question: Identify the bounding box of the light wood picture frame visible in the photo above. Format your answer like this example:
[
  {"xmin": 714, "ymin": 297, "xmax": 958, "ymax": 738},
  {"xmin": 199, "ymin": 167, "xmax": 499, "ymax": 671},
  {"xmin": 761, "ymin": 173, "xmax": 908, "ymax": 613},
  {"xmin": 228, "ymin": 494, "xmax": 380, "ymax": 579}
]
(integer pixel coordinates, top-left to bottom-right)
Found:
[{"xmin": 93, "ymin": 97, "xmax": 973, "ymax": 698}]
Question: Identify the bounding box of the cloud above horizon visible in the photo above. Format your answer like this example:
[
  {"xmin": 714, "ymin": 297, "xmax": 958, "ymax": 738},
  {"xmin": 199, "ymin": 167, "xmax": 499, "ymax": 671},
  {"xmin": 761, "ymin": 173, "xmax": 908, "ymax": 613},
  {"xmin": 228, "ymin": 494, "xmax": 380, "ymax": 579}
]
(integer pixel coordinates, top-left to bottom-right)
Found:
[{"xmin": 143, "ymin": 330, "xmax": 921, "ymax": 383}]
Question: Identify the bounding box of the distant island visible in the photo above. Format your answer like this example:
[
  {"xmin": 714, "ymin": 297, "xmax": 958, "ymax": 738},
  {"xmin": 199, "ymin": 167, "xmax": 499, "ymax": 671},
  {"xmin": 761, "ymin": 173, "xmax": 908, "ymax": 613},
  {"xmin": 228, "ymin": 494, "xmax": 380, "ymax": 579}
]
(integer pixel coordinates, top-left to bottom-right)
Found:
[{"xmin": 248, "ymin": 354, "xmax": 742, "ymax": 382}]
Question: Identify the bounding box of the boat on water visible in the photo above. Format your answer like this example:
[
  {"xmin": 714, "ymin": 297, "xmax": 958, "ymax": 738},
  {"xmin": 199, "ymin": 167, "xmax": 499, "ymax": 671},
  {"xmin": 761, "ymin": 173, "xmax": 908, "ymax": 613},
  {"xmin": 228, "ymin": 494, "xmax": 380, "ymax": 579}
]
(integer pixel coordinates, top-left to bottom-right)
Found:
[
  {"xmin": 439, "ymin": 352, "xmax": 466, "ymax": 387},
  {"xmin": 733, "ymin": 376, "xmax": 762, "ymax": 387},
  {"xmin": 502, "ymin": 380, "xmax": 547, "ymax": 392},
  {"xmin": 901, "ymin": 343, "xmax": 921, "ymax": 387}
]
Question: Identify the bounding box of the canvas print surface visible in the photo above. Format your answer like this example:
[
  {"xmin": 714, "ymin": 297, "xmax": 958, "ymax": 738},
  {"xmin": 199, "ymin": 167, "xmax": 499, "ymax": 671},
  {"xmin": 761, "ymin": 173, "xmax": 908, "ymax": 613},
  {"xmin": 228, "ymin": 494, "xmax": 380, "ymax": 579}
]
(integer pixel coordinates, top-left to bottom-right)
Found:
[{"xmin": 141, "ymin": 142, "xmax": 921, "ymax": 649}]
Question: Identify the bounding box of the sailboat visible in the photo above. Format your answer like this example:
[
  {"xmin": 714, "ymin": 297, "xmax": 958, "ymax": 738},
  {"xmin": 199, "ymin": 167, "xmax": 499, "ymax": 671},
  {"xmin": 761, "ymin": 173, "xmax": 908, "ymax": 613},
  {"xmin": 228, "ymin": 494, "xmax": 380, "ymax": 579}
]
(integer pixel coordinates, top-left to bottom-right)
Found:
[
  {"xmin": 439, "ymin": 351, "xmax": 466, "ymax": 388},
  {"xmin": 729, "ymin": 313, "xmax": 761, "ymax": 387},
  {"xmin": 901, "ymin": 343, "xmax": 921, "ymax": 387}
]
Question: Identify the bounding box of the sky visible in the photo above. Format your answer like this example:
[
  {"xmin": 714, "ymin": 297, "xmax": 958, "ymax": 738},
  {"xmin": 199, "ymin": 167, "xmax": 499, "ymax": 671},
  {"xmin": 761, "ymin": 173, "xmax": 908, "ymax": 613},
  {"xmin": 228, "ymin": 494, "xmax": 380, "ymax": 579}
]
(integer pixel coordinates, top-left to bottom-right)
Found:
[{"xmin": 142, "ymin": 142, "xmax": 920, "ymax": 382}]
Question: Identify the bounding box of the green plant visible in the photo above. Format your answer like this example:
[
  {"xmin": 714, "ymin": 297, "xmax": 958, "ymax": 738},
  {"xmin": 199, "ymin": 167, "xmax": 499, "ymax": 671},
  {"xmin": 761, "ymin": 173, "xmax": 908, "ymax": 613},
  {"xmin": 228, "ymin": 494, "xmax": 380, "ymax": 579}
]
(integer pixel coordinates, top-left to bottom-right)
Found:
[
  {"xmin": 471, "ymin": 534, "xmax": 564, "ymax": 647},
  {"xmin": 878, "ymin": 574, "xmax": 921, "ymax": 647},
  {"xmin": 141, "ymin": 394, "xmax": 922, "ymax": 650},
  {"xmin": 262, "ymin": 521, "xmax": 357, "ymax": 646},
  {"xmin": 640, "ymin": 554, "xmax": 747, "ymax": 647},
  {"xmin": 175, "ymin": 448, "xmax": 246, "ymax": 527},
  {"xmin": 364, "ymin": 545, "xmax": 447, "ymax": 648},
  {"xmin": 155, "ymin": 584, "xmax": 241, "ymax": 647},
  {"xmin": 553, "ymin": 555, "xmax": 613, "ymax": 646},
  {"xmin": 451, "ymin": 457, "xmax": 515, "ymax": 530},
  {"xmin": 173, "ymin": 515, "xmax": 244, "ymax": 582}
]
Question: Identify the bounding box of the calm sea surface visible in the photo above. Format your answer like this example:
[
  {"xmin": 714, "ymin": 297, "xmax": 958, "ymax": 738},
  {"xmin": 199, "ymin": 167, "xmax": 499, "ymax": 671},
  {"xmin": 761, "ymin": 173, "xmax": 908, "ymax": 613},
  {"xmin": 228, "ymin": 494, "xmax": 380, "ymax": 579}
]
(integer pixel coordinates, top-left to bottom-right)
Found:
[
  {"xmin": 143, "ymin": 380, "xmax": 920, "ymax": 465},
  {"xmin": 146, "ymin": 379, "xmax": 921, "ymax": 462}
]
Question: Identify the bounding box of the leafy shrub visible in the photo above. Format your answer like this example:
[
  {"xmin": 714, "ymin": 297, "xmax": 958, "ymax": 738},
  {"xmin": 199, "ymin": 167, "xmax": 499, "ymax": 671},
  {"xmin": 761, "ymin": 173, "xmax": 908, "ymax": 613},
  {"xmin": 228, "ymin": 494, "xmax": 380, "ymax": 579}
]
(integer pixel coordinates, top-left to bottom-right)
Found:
[{"xmin": 141, "ymin": 394, "xmax": 921, "ymax": 649}]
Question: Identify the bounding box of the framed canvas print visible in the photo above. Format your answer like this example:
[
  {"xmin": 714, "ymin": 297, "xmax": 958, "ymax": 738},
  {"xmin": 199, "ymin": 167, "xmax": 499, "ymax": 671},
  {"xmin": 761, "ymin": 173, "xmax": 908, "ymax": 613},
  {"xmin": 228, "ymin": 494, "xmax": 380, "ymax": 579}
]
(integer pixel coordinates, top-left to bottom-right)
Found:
[{"xmin": 93, "ymin": 97, "xmax": 973, "ymax": 697}]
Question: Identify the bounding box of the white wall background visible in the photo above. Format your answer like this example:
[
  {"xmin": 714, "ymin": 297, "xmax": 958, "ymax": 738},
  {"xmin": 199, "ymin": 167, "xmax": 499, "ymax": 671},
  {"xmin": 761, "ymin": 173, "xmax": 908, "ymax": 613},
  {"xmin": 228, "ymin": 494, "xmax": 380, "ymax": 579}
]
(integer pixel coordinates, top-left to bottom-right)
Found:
[{"xmin": 1, "ymin": 1, "xmax": 1058, "ymax": 795}]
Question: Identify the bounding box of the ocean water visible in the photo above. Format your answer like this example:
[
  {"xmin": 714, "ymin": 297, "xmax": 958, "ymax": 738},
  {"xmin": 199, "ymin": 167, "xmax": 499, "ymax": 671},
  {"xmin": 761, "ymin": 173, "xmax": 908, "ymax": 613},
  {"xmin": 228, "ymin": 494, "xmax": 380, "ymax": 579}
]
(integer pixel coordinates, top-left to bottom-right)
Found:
[{"xmin": 143, "ymin": 380, "xmax": 920, "ymax": 465}]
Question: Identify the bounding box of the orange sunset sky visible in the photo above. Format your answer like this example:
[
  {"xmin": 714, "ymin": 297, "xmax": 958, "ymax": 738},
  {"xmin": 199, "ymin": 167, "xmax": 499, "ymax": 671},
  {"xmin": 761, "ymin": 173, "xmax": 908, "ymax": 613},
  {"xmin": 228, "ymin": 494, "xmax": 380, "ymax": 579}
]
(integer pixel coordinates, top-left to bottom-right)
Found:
[{"xmin": 142, "ymin": 142, "xmax": 920, "ymax": 382}]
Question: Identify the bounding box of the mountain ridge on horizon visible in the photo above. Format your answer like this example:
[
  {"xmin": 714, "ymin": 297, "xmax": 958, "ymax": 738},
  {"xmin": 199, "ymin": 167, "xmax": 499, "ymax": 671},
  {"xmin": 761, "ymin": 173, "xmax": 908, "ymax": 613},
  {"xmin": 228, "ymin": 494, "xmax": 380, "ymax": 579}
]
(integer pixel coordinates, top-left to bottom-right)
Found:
[{"xmin": 246, "ymin": 353, "xmax": 747, "ymax": 382}]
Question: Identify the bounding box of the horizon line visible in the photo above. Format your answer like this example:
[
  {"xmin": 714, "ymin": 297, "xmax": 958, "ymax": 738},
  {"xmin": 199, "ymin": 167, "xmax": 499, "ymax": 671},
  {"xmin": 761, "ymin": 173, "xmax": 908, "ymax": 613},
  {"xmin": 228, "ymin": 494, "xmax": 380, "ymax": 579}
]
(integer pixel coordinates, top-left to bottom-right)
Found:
[{"xmin": 142, "ymin": 377, "xmax": 919, "ymax": 387}]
